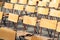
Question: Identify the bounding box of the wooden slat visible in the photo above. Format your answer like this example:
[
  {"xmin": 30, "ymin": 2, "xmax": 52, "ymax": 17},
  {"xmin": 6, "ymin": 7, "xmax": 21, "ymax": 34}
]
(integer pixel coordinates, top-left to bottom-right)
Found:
[
  {"xmin": 40, "ymin": 18, "xmax": 57, "ymax": 30},
  {"xmin": 37, "ymin": 7, "xmax": 49, "ymax": 15},
  {"xmin": 25, "ymin": 5, "xmax": 35, "ymax": 13},
  {"xmin": 8, "ymin": 13, "xmax": 19, "ymax": 23},
  {"xmin": 49, "ymin": 9, "xmax": 60, "ymax": 17}
]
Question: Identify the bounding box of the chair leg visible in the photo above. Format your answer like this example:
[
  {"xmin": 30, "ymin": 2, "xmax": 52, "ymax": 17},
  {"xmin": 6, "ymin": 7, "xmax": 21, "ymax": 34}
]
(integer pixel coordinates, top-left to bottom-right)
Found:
[
  {"xmin": 23, "ymin": 24, "xmax": 27, "ymax": 31},
  {"xmin": 52, "ymin": 31, "xmax": 56, "ymax": 40},
  {"xmin": 13, "ymin": 23, "xmax": 18, "ymax": 31},
  {"xmin": 40, "ymin": 27, "xmax": 42, "ymax": 36},
  {"xmin": 57, "ymin": 32, "xmax": 59, "ymax": 40},
  {"xmin": 34, "ymin": 26, "xmax": 36, "ymax": 33},
  {"xmin": 48, "ymin": 29, "xmax": 52, "ymax": 38}
]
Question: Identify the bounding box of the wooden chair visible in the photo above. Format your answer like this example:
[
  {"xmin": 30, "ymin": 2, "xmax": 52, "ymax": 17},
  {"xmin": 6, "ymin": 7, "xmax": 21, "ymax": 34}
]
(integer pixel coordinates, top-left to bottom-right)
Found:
[
  {"xmin": 49, "ymin": 9, "xmax": 60, "ymax": 18},
  {"xmin": 37, "ymin": 7, "xmax": 49, "ymax": 15},
  {"xmin": 10, "ymin": 0, "xmax": 18, "ymax": 3},
  {"xmin": 14, "ymin": 4, "xmax": 24, "ymax": 15},
  {"xmin": 8, "ymin": 13, "xmax": 19, "ymax": 30},
  {"xmin": 39, "ymin": 18, "xmax": 57, "ymax": 40},
  {"xmin": 56, "ymin": 22, "xmax": 60, "ymax": 40},
  {"xmin": 0, "ymin": 27, "xmax": 16, "ymax": 40},
  {"xmin": 49, "ymin": 0, "xmax": 60, "ymax": 8},
  {"xmin": 3, "ymin": 2, "xmax": 13, "ymax": 13},
  {"xmin": 38, "ymin": 1, "xmax": 47, "ymax": 7},
  {"xmin": 25, "ymin": 5, "xmax": 35, "ymax": 13},
  {"xmin": 23, "ymin": 15, "xmax": 37, "ymax": 33},
  {"xmin": 18, "ymin": 0, "xmax": 27, "ymax": 4}
]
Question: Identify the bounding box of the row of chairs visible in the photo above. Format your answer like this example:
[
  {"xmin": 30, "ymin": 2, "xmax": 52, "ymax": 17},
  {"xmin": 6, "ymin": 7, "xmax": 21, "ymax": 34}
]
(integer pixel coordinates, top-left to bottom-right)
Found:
[
  {"xmin": 0, "ymin": 11, "xmax": 60, "ymax": 40},
  {"xmin": 3, "ymin": 2, "xmax": 60, "ymax": 18},
  {"xmin": 10, "ymin": 0, "xmax": 60, "ymax": 8}
]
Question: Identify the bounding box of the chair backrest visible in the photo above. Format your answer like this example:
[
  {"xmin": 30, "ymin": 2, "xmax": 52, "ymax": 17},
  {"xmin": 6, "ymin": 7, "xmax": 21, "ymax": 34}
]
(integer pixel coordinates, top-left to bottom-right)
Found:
[
  {"xmin": 0, "ymin": 27, "xmax": 16, "ymax": 40},
  {"xmin": 49, "ymin": 0, "xmax": 60, "ymax": 8},
  {"xmin": 28, "ymin": 0, "xmax": 37, "ymax": 6},
  {"xmin": 31, "ymin": 36, "xmax": 43, "ymax": 40},
  {"xmin": 14, "ymin": 4, "xmax": 24, "ymax": 11},
  {"xmin": 10, "ymin": 0, "xmax": 18, "ymax": 3},
  {"xmin": 38, "ymin": 1, "xmax": 47, "ymax": 7},
  {"xmin": 40, "ymin": 18, "xmax": 57, "ymax": 30},
  {"xmin": 23, "ymin": 16, "xmax": 37, "ymax": 26},
  {"xmin": 37, "ymin": 7, "xmax": 49, "ymax": 15},
  {"xmin": 56, "ymin": 22, "xmax": 60, "ymax": 32},
  {"xmin": 25, "ymin": 5, "xmax": 35, "ymax": 13},
  {"xmin": 3, "ymin": 2, "xmax": 13, "ymax": 9},
  {"xmin": 0, "ymin": 12, "xmax": 3, "ymax": 20},
  {"xmin": 49, "ymin": 9, "xmax": 60, "ymax": 17},
  {"xmin": 18, "ymin": 0, "xmax": 27, "ymax": 4},
  {"xmin": 8, "ymin": 13, "xmax": 19, "ymax": 23}
]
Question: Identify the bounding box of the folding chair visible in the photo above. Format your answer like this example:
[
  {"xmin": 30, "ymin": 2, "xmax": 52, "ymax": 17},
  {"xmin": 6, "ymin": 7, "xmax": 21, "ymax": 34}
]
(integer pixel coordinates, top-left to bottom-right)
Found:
[
  {"xmin": 18, "ymin": 0, "xmax": 27, "ymax": 4},
  {"xmin": 38, "ymin": 1, "xmax": 47, "ymax": 7},
  {"xmin": 49, "ymin": 0, "xmax": 60, "ymax": 8},
  {"xmin": 49, "ymin": 9, "xmax": 60, "ymax": 18},
  {"xmin": 37, "ymin": 7, "xmax": 49, "ymax": 15},
  {"xmin": 25, "ymin": 5, "xmax": 36, "ymax": 16},
  {"xmin": 7, "ymin": 13, "xmax": 19, "ymax": 30},
  {"xmin": 56, "ymin": 22, "xmax": 60, "ymax": 40},
  {"xmin": 0, "ymin": 12, "xmax": 3, "ymax": 26},
  {"xmin": 0, "ymin": 27, "xmax": 16, "ymax": 40},
  {"xmin": 23, "ymin": 15, "xmax": 37, "ymax": 33},
  {"xmin": 39, "ymin": 18, "xmax": 57, "ymax": 40},
  {"xmin": 3, "ymin": 2, "xmax": 13, "ymax": 13},
  {"xmin": 10, "ymin": 0, "xmax": 18, "ymax": 3},
  {"xmin": 14, "ymin": 4, "xmax": 24, "ymax": 15}
]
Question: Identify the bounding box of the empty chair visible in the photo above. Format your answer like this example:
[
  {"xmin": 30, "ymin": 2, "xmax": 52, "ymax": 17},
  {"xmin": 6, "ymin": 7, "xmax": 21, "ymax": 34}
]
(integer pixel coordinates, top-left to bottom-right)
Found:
[
  {"xmin": 56, "ymin": 22, "xmax": 60, "ymax": 40},
  {"xmin": 49, "ymin": 0, "xmax": 60, "ymax": 8},
  {"xmin": 37, "ymin": 7, "xmax": 49, "ymax": 15},
  {"xmin": 25, "ymin": 5, "xmax": 35, "ymax": 13},
  {"xmin": 38, "ymin": 1, "xmax": 47, "ymax": 7},
  {"xmin": 18, "ymin": 0, "xmax": 27, "ymax": 4},
  {"xmin": 39, "ymin": 18, "xmax": 57, "ymax": 39},
  {"xmin": 23, "ymin": 15, "xmax": 37, "ymax": 32},
  {"xmin": 7, "ymin": 13, "xmax": 19, "ymax": 30},
  {"xmin": 0, "ymin": 27, "xmax": 16, "ymax": 40},
  {"xmin": 10, "ymin": 0, "xmax": 18, "ymax": 3},
  {"xmin": 49, "ymin": 9, "xmax": 60, "ymax": 18},
  {"xmin": 14, "ymin": 4, "xmax": 24, "ymax": 14},
  {"xmin": 3, "ymin": 2, "xmax": 13, "ymax": 13}
]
